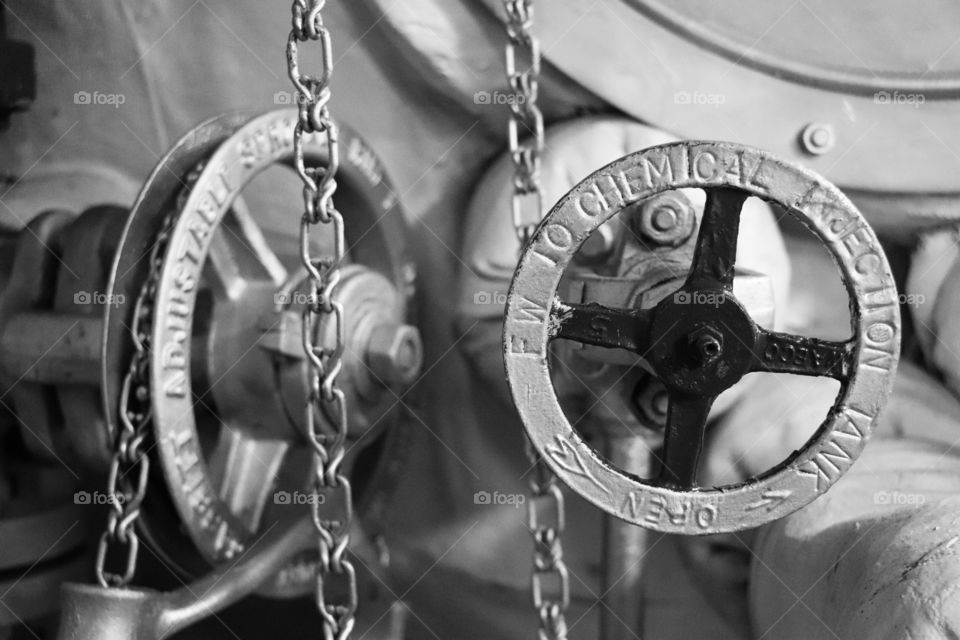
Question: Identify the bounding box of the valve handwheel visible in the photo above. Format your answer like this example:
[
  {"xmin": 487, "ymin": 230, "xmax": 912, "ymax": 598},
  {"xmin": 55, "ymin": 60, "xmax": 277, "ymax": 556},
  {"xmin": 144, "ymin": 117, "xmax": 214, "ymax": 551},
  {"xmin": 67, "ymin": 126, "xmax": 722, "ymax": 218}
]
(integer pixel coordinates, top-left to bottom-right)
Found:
[
  {"xmin": 504, "ymin": 141, "xmax": 900, "ymax": 534},
  {"xmin": 102, "ymin": 110, "xmax": 418, "ymax": 593}
]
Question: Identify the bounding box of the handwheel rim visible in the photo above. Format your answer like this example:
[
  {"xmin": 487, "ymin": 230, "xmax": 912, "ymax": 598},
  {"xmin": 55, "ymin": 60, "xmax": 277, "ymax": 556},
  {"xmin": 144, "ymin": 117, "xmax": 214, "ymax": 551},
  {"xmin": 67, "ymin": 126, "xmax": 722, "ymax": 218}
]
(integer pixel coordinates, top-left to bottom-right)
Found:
[
  {"xmin": 103, "ymin": 112, "xmax": 249, "ymax": 442},
  {"xmin": 504, "ymin": 141, "xmax": 900, "ymax": 534}
]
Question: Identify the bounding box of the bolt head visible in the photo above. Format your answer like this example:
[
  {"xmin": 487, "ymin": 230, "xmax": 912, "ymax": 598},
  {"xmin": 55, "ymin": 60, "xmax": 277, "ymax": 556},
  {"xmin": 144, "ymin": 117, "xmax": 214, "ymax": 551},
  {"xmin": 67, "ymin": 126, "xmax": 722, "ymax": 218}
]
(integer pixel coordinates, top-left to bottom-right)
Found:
[
  {"xmin": 651, "ymin": 207, "xmax": 678, "ymax": 232},
  {"xmin": 800, "ymin": 123, "xmax": 835, "ymax": 155},
  {"xmin": 366, "ymin": 323, "xmax": 423, "ymax": 387},
  {"xmin": 633, "ymin": 192, "xmax": 695, "ymax": 247}
]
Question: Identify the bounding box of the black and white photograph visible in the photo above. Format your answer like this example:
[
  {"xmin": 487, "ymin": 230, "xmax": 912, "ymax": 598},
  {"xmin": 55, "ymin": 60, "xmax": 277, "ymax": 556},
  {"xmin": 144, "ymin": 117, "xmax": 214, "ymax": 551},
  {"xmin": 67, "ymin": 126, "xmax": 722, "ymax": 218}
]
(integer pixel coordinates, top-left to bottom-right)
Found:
[{"xmin": 0, "ymin": 2, "xmax": 955, "ymax": 638}]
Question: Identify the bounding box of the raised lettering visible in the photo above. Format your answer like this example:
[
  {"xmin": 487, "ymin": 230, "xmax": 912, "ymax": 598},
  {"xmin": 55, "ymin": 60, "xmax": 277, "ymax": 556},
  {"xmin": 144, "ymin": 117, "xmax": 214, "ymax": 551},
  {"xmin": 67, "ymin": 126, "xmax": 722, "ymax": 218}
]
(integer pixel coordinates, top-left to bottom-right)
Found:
[
  {"xmin": 613, "ymin": 169, "xmax": 643, "ymax": 203},
  {"xmin": 161, "ymin": 341, "xmax": 186, "ymax": 371},
  {"xmin": 576, "ymin": 190, "xmax": 604, "ymax": 218},
  {"xmin": 642, "ymin": 153, "xmax": 673, "ymax": 187},
  {"xmin": 799, "ymin": 435, "xmax": 854, "ymax": 491},
  {"xmin": 695, "ymin": 504, "xmax": 718, "ymax": 529},
  {"xmin": 862, "ymin": 320, "xmax": 896, "ymax": 371},
  {"xmin": 691, "ymin": 150, "xmax": 720, "ymax": 182},
  {"xmin": 544, "ymin": 223, "xmax": 573, "ymax": 250},
  {"xmin": 164, "ymin": 371, "xmax": 187, "ymax": 398},
  {"xmin": 745, "ymin": 490, "xmax": 791, "ymax": 512},
  {"xmin": 508, "ymin": 334, "xmax": 535, "ymax": 355},
  {"xmin": 644, "ymin": 496, "xmax": 664, "ymax": 526},
  {"xmin": 622, "ymin": 492, "xmax": 643, "ymax": 519},
  {"xmin": 742, "ymin": 153, "xmax": 770, "ymax": 192},
  {"xmin": 544, "ymin": 434, "xmax": 610, "ymax": 494},
  {"xmin": 514, "ymin": 296, "xmax": 547, "ymax": 323}
]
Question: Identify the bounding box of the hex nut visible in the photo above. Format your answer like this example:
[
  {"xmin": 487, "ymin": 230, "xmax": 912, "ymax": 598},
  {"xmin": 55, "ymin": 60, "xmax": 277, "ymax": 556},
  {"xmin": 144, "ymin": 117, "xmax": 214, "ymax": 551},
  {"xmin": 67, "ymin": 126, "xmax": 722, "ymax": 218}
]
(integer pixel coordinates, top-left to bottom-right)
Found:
[
  {"xmin": 366, "ymin": 323, "xmax": 423, "ymax": 386},
  {"xmin": 632, "ymin": 192, "xmax": 696, "ymax": 247}
]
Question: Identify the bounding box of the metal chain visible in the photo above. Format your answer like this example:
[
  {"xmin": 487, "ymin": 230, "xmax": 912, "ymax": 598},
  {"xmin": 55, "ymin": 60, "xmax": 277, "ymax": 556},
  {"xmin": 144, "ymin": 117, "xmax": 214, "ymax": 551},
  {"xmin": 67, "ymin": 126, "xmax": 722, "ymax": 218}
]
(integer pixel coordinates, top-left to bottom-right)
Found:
[
  {"xmin": 95, "ymin": 166, "xmax": 197, "ymax": 588},
  {"xmin": 504, "ymin": 0, "xmax": 545, "ymax": 248},
  {"xmin": 525, "ymin": 439, "xmax": 571, "ymax": 640},
  {"xmin": 287, "ymin": 2, "xmax": 357, "ymax": 639},
  {"xmin": 503, "ymin": 2, "xmax": 570, "ymax": 639}
]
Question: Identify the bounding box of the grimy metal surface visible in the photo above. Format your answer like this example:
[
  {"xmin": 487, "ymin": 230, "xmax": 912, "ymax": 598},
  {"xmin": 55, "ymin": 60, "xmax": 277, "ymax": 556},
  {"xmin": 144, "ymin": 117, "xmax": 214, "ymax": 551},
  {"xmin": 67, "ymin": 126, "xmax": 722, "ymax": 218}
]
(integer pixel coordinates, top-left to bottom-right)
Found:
[{"xmin": 504, "ymin": 141, "xmax": 900, "ymax": 534}]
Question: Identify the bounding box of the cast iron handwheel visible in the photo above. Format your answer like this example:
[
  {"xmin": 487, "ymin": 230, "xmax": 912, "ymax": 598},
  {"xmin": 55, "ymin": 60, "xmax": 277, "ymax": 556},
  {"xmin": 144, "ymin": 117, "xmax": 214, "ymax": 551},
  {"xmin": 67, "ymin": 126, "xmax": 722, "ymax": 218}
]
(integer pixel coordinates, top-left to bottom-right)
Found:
[
  {"xmin": 504, "ymin": 141, "xmax": 900, "ymax": 534},
  {"xmin": 103, "ymin": 110, "xmax": 415, "ymax": 593}
]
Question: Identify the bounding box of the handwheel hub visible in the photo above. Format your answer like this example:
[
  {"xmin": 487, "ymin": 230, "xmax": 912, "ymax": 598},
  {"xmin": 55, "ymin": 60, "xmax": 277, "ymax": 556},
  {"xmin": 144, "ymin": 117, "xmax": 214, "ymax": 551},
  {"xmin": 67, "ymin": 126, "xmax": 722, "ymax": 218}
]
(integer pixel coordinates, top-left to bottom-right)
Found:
[
  {"xmin": 269, "ymin": 265, "xmax": 421, "ymax": 438},
  {"xmin": 648, "ymin": 288, "xmax": 756, "ymax": 396},
  {"xmin": 199, "ymin": 264, "xmax": 414, "ymax": 441}
]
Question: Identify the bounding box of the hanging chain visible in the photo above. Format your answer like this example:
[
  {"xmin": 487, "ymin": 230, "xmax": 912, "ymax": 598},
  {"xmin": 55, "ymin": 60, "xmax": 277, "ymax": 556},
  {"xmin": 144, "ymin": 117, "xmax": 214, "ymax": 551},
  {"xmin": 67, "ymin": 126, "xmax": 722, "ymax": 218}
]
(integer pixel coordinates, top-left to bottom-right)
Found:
[
  {"xmin": 287, "ymin": 2, "xmax": 357, "ymax": 639},
  {"xmin": 503, "ymin": 2, "xmax": 570, "ymax": 639},
  {"xmin": 504, "ymin": 0, "xmax": 545, "ymax": 248},
  {"xmin": 95, "ymin": 168, "xmax": 194, "ymax": 588}
]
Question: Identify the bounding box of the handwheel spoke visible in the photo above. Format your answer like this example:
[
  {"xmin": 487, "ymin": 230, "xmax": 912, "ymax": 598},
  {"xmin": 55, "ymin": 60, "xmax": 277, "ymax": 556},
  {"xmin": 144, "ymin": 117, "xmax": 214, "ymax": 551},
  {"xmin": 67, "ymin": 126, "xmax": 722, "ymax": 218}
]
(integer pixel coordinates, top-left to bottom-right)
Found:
[
  {"xmin": 208, "ymin": 427, "xmax": 291, "ymax": 532},
  {"xmin": 549, "ymin": 300, "xmax": 652, "ymax": 353},
  {"xmin": 685, "ymin": 187, "xmax": 749, "ymax": 290},
  {"xmin": 657, "ymin": 392, "xmax": 715, "ymax": 488},
  {"xmin": 207, "ymin": 196, "xmax": 288, "ymax": 299},
  {"xmin": 751, "ymin": 328, "xmax": 853, "ymax": 380}
]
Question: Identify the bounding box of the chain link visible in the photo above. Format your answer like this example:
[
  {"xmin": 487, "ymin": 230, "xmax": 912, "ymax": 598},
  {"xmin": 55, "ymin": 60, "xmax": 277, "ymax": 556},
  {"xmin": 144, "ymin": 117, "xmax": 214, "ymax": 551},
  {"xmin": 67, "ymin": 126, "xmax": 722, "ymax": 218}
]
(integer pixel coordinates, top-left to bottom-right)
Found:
[
  {"xmin": 95, "ymin": 166, "xmax": 196, "ymax": 588},
  {"xmin": 524, "ymin": 438, "xmax": 570, "ymax": 640},
  {"xmin": 504, "ymin": 0, "xmax": 545, "ymax": 248},
  {"xmin": 502, "ymin": 2, "xmax": 570, "ymax": 638},
  {"xmin": 288, "ymin": 2, "xmax": 357, "ymax": 638}
]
